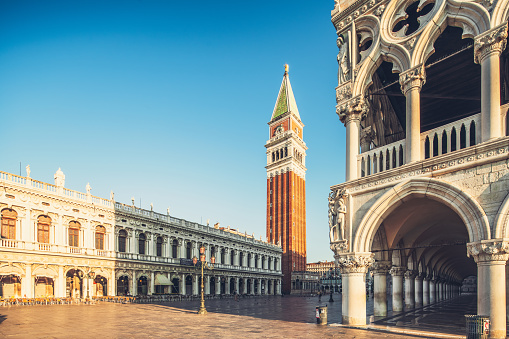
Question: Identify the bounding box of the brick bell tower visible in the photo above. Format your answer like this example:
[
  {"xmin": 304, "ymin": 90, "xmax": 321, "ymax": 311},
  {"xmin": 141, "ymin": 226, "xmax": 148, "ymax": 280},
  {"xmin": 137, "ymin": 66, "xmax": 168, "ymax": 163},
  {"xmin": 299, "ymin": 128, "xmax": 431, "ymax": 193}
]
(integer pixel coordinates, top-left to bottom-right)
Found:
[{"xmin": 265, "ymin": 64, "xmax": 307, "ymax": 294}]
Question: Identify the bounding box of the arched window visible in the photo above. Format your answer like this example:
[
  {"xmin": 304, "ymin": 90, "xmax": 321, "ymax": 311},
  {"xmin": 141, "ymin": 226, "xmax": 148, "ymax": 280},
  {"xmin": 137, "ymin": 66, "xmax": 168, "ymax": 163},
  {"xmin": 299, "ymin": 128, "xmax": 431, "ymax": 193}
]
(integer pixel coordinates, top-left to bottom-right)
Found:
[
  {"xmin": 272, "ymin": 152, "xmax": 275, "ymax": 162},
  {"xmin": 138, "ymin": 233, "xmax": 146, "ymax": 255},
  {"xmin": 284, "ymin": 147, "xmax": 288, "ymax": 157},
  {"xmin": 442, "ymin": 131, "xmax": 448, "ymax": 154},
  {"xmin": 221, "ymin": 249, "xmax": 226, "ymax": 263},
  {"xmin": 460, "ymin": 124, "xmax": 467, "ymax": 149},
  {"xmin": 156, "ymin": 236, "xmax": 163, "ymax": 257},
  {"xmin": 172, "ymin": 239, "xmax": 178, "ymax": 258},
  {"xmin": 95, "ymin": 225, "xmax": 106, "ymax": 250},
  {"xmin": 451, "ymin": 127, "xmax": 457, "ymax": 151},
  {"xmin": 255, "ymin": 255, "xmax": 259, "ymax": 268},
  {"xmin": 470, "ymin": 121, "xmax": 476, "ymax": 146},
  {"xmin": 424, "ymin": 136, "xmax": 430, "ymax": 159},
  {"xmin": 37, "ymin": 215, "xmax": 51, "ymax": 244},
  {"xmin": 432, "ymin": 133, "xmax": 439, "ymax": 157},
  {"xmin": 186, "ymin": 242, "xmax": 192, "ymax": 259},
  {"xmin": 230, "ymin": 250, "xmax": 235, "ymax": 265},
  {"xmin": 239, "ymin": 252, "xmax": 244, "ymax": 267},
  {"xmin": 248, "ymin": 253, "xmax": 252, "ymax": 267},
  {"xmin": 118, "ymin": 230, "xmax": 127, "ymax": 252},
  {"xmin": 1, "ymin": 208, "xmax": 17, "ymax": 239}
]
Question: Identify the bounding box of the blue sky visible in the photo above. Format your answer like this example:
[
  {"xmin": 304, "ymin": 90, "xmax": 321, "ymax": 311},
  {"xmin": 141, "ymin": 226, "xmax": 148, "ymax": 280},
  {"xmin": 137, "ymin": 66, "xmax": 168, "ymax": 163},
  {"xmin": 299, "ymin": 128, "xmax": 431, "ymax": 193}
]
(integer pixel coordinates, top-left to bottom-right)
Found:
[{"xmin": 0, "ymin": 1, "xmax": 345, "ymax": 262}]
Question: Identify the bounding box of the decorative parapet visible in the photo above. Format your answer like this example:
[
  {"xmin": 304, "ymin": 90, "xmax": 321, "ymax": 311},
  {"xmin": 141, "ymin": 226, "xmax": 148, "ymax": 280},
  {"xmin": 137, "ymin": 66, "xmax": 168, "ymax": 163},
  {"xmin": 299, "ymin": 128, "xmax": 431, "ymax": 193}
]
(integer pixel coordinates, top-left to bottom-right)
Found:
[
  {"xmin": 371, "ymin": 261, "xmax": 391, "ymax": 274},
  {"xmin": 389, "ymin": 266, "xmax": 406, "ymax": 276},
  {"xmin": 336, "ymin": 252, "xmax": 374, "ymax": 274},
  {"xmin": 467, "ymin": 240, "xmax": 509, "ymax": 262},
  {"xmin": 474, "ymin": 23, "xmax": 508, "ymax": 64}
]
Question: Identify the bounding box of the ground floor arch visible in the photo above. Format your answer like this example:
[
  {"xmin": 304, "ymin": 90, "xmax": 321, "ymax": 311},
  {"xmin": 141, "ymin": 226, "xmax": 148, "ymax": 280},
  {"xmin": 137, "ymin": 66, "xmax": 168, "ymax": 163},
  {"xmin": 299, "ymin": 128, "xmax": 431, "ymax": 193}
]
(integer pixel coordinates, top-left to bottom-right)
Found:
[
  {"xmin": 117, "ymin": 275, "xmax": 129, "ymax": 296},
  {"xmin": 94, "ymin": 275, "xmax": 107, "ymax": 296},
  {"xmin": 66, "ymin": 269, "xmax": 84, "ymax": 298}
]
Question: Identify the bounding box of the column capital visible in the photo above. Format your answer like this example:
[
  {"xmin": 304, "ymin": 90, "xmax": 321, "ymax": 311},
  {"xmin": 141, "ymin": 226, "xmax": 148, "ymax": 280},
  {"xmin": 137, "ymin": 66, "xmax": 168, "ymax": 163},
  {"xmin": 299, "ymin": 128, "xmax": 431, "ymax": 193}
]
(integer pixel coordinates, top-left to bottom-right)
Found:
[
  {"xmin": 336, "ymin": 252, "xmax": 374, "ymax": 274},
  {"xmin": 467, "ymin": 239, "xmax": 509, "ymax": 263},
  {"xmin": 389, "ymin": 266, "xmax": 406, "ymax": 276},
  {"xmin": 399, "ymin": 65, "xmax": 426, "ymax": 94},
  {"xmin": 474, "ymin": 23, "xmax": 508, "ymax": 64},
  {"xmin": 371, "ymin": 261, "xmax": 391, "ymax": 274},
  {"xmin": 336, "ymin": 95, "xmax": 369, "ymax": 125},
  {"xmin": 404, "ymin": 269, "xmax": 417, "ymax": 279}
]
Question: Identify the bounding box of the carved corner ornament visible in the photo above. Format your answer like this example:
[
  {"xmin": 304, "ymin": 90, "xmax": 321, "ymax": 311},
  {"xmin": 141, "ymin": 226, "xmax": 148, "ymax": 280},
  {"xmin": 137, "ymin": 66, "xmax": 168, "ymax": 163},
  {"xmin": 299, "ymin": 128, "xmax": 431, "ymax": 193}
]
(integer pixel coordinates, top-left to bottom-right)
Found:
[
  {"xmin": 336, "ymin": 95, "xmax": 369, "ymax": 125},
  {"xmin": 330, "ymin": 240, "xmax": 349, "ymax": 254},
  {"xmin": 474, "ymin": 23, "xmax": 508, "ymax": 64},
  {"xmin": 336, "ymin": 81, "xmax": 352, "ymax": 104},
  {"xmin": 467, "ymin": 240, "xmax": 509, "ymax": 262},
  {"xmin": 399, "ymin": 65, "xmax": 426, "ymax": 94},
  {"xmin": 336, "ymin": 252, "xmax": 374, "ymax": 274}
]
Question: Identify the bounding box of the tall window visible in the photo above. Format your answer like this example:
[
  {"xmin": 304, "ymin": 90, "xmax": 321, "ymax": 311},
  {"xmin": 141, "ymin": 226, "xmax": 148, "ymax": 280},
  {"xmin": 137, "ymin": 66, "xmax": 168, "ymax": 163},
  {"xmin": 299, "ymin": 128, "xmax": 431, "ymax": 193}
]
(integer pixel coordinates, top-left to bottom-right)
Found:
[
  {"xmin": 138, "ymin": 233, "xmax": 146, "ymax": 255},
  {"xmin": 172, "ymin": 239, "xmax": 178, "ymax": 258},
  {"xmin": 1, "ymin": 209, "xmax": 17, "ymax": 239},
  {"xmin": 156, "ymin": 237, "xmax": 163, "ymax": 257},
  {"xmin": 95, "ymin": 226, "xmax": 106, "ymax": 250},
  {"xmin": 186, "ymin": 242, "xmax": 192, "ymax": 259},
  {"xmin": 118, "ymin": 230, "xmax": 127, "ymax": 253},
  {"xmin": 230, "ymin": 250, "xmax": 235, "ymax": 265},
  {"xmin": 69, "ymin": 221, "xmax": 80, "ymax": 247},
  {"xmin": 37, "ymin": 215, "xmax": 51, "ymax": 243}
]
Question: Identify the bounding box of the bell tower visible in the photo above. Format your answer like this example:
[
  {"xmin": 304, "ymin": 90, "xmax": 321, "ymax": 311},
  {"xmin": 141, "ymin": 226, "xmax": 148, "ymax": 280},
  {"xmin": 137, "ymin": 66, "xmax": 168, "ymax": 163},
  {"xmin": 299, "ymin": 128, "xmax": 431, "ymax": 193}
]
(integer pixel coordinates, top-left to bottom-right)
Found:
[{"xmin": 265, "ymin": 65, "xmax": 307, "ymax": 294}]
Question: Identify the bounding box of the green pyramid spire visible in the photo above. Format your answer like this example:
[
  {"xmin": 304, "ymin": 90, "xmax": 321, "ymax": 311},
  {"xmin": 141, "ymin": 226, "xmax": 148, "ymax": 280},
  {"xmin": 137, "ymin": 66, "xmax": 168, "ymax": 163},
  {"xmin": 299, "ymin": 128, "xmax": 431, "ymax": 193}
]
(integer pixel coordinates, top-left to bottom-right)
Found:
[{"xmin": 271, "ymin": 64, "xmax": 300, "ymax": 121}]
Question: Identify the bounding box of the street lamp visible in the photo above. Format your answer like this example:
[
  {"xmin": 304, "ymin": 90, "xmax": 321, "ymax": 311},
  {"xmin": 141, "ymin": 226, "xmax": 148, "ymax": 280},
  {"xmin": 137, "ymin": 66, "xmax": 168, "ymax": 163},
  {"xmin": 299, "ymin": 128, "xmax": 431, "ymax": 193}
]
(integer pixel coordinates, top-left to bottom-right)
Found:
[{"xmin": 192, "ymin": 245, "xmax": 215, "ymax": 315}]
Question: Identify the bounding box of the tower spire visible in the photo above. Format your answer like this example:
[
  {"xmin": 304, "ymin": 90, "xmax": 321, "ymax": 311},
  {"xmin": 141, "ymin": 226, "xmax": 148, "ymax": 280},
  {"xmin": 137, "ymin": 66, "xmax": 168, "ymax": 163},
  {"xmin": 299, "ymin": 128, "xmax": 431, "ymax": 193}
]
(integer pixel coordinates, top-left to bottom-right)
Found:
[{"xmin": 271, "ymin": 64, "xmax": 301, "ymax": 121}]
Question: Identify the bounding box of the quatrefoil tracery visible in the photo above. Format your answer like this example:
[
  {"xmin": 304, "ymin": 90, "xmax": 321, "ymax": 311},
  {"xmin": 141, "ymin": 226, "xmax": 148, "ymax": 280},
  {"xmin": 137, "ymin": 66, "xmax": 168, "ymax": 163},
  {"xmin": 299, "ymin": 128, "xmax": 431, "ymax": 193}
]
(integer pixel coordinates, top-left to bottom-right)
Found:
[{"xmin": 392, "ymin": 0, "xmax": 435, "ymax": 37}]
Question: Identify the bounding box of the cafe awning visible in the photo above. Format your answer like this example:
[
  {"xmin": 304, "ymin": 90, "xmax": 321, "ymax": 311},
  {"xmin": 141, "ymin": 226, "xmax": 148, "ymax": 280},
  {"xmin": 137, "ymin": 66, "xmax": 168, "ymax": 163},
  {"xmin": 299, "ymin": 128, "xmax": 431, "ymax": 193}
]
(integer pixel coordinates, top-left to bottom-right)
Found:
[{"xmin": 155, "ymin": 274, "xmax": 172, "ymax": 285}]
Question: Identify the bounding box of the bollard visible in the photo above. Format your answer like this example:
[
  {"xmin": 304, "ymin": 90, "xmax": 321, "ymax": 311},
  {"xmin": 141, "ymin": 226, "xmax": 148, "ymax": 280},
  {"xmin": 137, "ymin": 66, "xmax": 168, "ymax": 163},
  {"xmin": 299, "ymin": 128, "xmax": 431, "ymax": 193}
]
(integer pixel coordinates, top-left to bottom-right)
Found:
[
  {"xmin": 316, "ymin": 305, "xmax": 328, "ymax": 325},
  {"xmin": 465, "ymin": 315, "xmax": 489, "ymax": 339}
]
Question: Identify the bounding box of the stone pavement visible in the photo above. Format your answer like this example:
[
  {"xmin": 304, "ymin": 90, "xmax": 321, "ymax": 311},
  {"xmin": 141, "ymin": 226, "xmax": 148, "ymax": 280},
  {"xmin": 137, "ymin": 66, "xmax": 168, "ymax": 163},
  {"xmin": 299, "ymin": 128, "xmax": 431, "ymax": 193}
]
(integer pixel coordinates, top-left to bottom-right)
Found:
[{"xmin": 0, "ymin": 295, "xmax": 474, "ymax": 338}]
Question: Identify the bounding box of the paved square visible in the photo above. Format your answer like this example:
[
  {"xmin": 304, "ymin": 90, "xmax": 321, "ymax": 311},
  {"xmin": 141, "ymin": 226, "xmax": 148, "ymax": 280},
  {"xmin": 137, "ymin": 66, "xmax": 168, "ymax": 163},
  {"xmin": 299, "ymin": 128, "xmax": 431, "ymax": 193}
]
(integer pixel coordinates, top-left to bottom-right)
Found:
[{"xmin": 0, "ymin": 296, "xmax": 419, "ymax": 338}]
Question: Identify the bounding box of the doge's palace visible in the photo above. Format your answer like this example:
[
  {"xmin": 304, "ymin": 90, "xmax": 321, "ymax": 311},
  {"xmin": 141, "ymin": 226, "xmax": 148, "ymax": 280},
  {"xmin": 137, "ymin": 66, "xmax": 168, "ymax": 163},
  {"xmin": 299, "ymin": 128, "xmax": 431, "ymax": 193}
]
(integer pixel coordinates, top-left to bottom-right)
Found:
[
  {"xmin": 329, "ymin": 0, "xmax": 509, "ymax": 336},
  {"xmin": 0, "ymin": 168, "xmax": 282, "ymax": 300}
]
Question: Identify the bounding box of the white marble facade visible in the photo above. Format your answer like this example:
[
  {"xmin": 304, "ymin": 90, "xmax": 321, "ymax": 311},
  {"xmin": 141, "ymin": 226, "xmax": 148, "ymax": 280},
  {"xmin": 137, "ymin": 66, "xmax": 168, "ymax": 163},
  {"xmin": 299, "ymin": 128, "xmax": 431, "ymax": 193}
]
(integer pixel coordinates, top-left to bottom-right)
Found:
[{"xmin": 0, "ymin": 169, "xmax": 282, "ymax": 299}]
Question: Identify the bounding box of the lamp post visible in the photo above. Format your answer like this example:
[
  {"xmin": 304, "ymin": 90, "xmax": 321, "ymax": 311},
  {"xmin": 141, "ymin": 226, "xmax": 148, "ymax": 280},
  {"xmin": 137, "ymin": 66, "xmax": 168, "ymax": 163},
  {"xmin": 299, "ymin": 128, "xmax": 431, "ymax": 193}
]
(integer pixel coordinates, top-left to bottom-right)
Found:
[{"xmin": 192, "ymin": 245, "xmax": 215, "ymax": 315}]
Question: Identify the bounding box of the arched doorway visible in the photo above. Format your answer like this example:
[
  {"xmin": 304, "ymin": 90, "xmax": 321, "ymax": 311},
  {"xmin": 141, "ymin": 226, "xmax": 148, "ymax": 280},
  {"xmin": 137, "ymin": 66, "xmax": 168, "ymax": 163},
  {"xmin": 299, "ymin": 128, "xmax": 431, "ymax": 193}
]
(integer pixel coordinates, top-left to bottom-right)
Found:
[
  {"xmin": 247, "ymin": 279, "xmax": 251, "ymax": 294},
  {"xmin": 210, "ymin": 277, "xmax": 216, "ymax": 295},
  {"xmin": 185, "ymin": 275, "xmax": 192, "ymax": 295},
  {"xmin": 117, "ymin": 275, "xmax": 129, "ymax": 296},
  {"xmin": 229, "ymin": 278, "xmax": 235, "ymax": 294},
  {"xmin": 171, "ymin": 277, "xmax": 180, "ymax": 294},
  {"xmin": 34, "ymin": 277, "xmax": 54, "ymax": 297},
  {"xmin": 220, "ymin": 277, "xmax": 226, "ymax": 294},
  {"xmin": 137, "ymin": 276, "xmax": 148, "ymax": 295},
  {"xmin": 94, "ymin": 275, "xmax": 107, "ymax": 296},
  {"xmin": 0, "ymin": 274, "xmax": 21, "ymax": 298},
  {"xmin": 66, "ymin": 269, "xmax": 83, "ymax": 298},
  {"xmin": 239, "ymin": 278, "xmax": 244, "ymax": 294},
  {"xmin": 254, "ymin": 279, "xmax": 258, "ymax": 294}
]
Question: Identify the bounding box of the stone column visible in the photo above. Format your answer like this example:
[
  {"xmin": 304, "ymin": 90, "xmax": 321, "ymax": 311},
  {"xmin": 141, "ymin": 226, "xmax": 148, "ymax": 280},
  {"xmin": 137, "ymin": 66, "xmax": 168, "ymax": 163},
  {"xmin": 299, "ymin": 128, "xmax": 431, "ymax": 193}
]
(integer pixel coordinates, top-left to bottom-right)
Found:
[
  {"xmin": 235, "ymin": 277, "xmax": 240, "ymax": 294},
  {"xmin": 149, "ymin": 271, "xmax": 155, "ymax": 295},
  {"xmin": 180, "ymin": 274, "xmax": 186, "ymax": 295},
  {"xmin": 404, "ymin": 270, "xmax": 416, "ymax": 310},
  {"xmin": 474, "ymin": 24, "xmax": 508, "ymax": 142},
  {"xmin": 337, "ymin": 96, "xmax": 368, "ymax": 181},
  {"xmin": 110, "ymin": 268, "xmax": 116, "ymax": 297},
  {"xmin": 225, "ymin": 277, "xmax": 230, "ymax": 295},
  {"xmin": 337, "ymin": 252, "xmax": 374, "ymax": 325},
  {"xmin": 390, "ymin": 267, "xmax": 406, "ymax": 312},
  {"xmin": 243, "ymin": 278, "xmax": 247, "ymax": 294},
  {"xmin": 215, "ymin": 277, "xmax": 221, "ymax": 295},
  {"xmin": 468, "ymin": 241, "xmax": 509, "ymax": 338},
  {"xmin": 423, "ymin": 276, "xmax": 430, "ymax": 306},
  {"xmin": 399, "ymin": 65, "xmax": 426, "ymax": 163},
  {"xmin": 415, "ymin": 274, "xmax": 424, "ymax": 308},
  {"xmin": 277, "ymin": 280, "xmax": 281, "ymax": 295},
  {"xmin": 132, "ymin": 271, "xmax": 137, "ymax": 296},
  {"xmin": 205, "ymin": 276, "xmax": 210, "ymax": 295},
  {"xmin": 372, "ymin": 261, "xmax": 391, "ymax": 317},
  {"xmin": 23, "ymin": 264, "xmax": 33, "ymax": 298},
  {"xmin": 430, "ymin": 279, "xmax": 436, "ymax": 304},
  {"xmin": 257, "ymin": 279, "xmax": 262, "ymax": 295}
]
